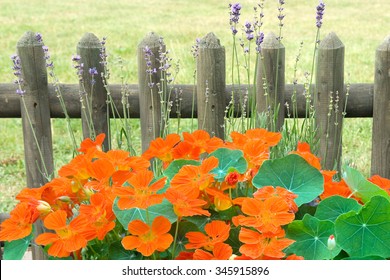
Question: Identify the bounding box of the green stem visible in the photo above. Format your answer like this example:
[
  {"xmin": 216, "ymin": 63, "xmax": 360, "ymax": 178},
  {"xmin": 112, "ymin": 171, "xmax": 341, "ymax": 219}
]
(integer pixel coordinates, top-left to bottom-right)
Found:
[{"xmin": 171, "ymin": 218, "xmax": 180, "ymax": 260}]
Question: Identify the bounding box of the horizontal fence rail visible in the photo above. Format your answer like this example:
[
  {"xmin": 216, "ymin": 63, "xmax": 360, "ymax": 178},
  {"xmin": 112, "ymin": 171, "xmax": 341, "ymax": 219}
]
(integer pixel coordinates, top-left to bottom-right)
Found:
[{"xmin": 0, "ymin": 83, "xmax": 374, "ymax": 118}]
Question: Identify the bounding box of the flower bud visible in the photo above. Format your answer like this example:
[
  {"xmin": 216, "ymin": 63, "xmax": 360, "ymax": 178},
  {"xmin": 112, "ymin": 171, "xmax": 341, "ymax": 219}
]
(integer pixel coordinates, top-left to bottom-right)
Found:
[
  {"xmin": 36, "ymin": 200, "xmax": 51, "ymax": 214},
  {"xmin": 327, "ymin": 234, "xmax": 336, "ymax": 251},
  {"xmin": 58, "ymin": 196, "xmax": 71, "ymax": 203}
]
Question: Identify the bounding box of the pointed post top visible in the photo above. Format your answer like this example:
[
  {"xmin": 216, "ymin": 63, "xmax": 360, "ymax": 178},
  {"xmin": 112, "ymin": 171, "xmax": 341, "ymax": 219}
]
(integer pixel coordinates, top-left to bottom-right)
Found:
[
  {"xmin": 138, "ymin": 32, "xmax": 163, "ymax": 48},
  {"xmin": 17, "ymin": 31, "xmax": 43, "ymax": 47},
  {"xmin": 199, "ymin": 32, "xmax": 222, "ymax": 48},
  {"xmin": 377, "ymin": 35, "xmax": 390, "ymax": 51},
  {"xmin": 78, "ymin": 33, "xmax": 101, "ymax": 48},
  {"xmin": 319, "ymin": 32, "xmax": 344, "ymax": 49},
  {"xmin": 261, "ymin": 32, "xmax": 284, "ymax": 49}
]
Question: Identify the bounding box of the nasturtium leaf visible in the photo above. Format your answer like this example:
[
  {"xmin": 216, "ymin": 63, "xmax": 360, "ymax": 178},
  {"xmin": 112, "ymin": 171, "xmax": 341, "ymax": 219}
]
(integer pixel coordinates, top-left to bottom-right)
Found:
[
  {"xmin": 252, "ymin": 154, "xmax": 324, "ymax": 206},
  {"xmin": 3, "ymin": 231, "xmax": 33, "ymax": 260},
  {"xmin": 108, "ymin": 241, "xmax": 142, "ymax": 260},
  {"xmin": 113, "ymin": 198, "xmax": 177, "ymax": 229},
  {"xmin": 342, "ymin": 165, "xmax": 390, "ymax": 203},
  {"xmin": 342, "ymin": 256, "xmax": 386, "ymax": 260},
  {"xmin": 164, "ymin": 159, "xmax": 200, "ymax": 181},
  {"xmin": 335, "ymin": 196, "xmax": 390, "ymax": 258},
  {"xmin": 315, "ymin": 195, "xmax": 362, "ymax": 222},
  {"xmin": 168, "ymin": 221, "xmax": 199, "ymax": 258},
  {"xmin": 285, "ymin": 214, "xmax": 341, "ymax": 260},
  {"xmin": 209, "ymin": 148, "xmax": 247, "ymax": 181}
]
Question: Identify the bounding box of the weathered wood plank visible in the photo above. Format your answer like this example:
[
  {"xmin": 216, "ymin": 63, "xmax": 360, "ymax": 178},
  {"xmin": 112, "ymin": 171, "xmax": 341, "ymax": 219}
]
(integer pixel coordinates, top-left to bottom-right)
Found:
[
  {"xmin": 138, "ymin": 32, "xmax": 163, "ymax": 152},
  {"xmin": 257, "ymin": 32, "xmax": 285, "ymax": 131},
  {"xmin": 197, "ymin": 33, "xmax": 226, "ymax": 138},
  {"xmin": 315, "ymin": 32, "xmax": 345, "ymax": 171},
  {"xmin": 0, "ymin": 83, "xmax": 374, "ymax": 118},
  {"xmin": 77, "ymin": 33, "xmax": 110, "ymax": 150},
  {"xmin": 17, "ymin": 31, "xmax": 54, "ymax": 260},
  {"xmin": 371, "ymin": 36, "xmax": 390, "ymax": 178}
]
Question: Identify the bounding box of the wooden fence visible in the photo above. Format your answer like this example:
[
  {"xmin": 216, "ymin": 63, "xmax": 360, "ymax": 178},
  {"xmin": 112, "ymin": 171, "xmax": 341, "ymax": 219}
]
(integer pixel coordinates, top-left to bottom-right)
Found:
[{"xmin": 0, "ymin": 31, "xmax": 389, "ymax": 259}]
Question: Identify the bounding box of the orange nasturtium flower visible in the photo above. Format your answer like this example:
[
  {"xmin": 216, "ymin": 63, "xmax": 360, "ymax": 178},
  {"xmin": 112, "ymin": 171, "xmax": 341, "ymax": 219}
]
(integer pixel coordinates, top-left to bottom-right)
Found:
[
  {"xmin": 114, "ymin": 169, "xmax": 166, "ymax": 210},
  {"xmin": 121, "ymin": 216, "xmax": 173, "ymax": 257},
  {"xmin": 193, "ymin": 242, "xmax": 233, "ymax": 260},
  {"xmin": 185, "ymin": 220, "xmax": 230, "ymax": 250},
  {"xmin": 253, "ymin": 186, "xmax": 298, "ymax": 213},
  {"xmin": 78, "ymin": 193, "xmax": 115, "ymax": 241},
  {"xmin": 78, "ymin": 133, "xmax": 106, "ymax": 154},
  {"xmin": 238, "ymin": 227, "xmax": 295, "ymax": 259},
  {"xmin": 369, "ymin": 174, "xmax": 390, "ymax": 195},
  {"xmin": 290, "ymin": 142, "xmax": 321, "ymax": 170},
  {"xmin": 142, "ymin": 133, "xmax": 181, "ymax": 167},
  {"xmin": 170, "ymin": 156, "xmax": 219, "ymax": 198},
  {"xmin": 35, "ymin": 210, "xmax": 90, "ymax": 258},
  {"xmin": 165, "ymin": 188, "xmax": 210, "ymax": 218},
  {"xmin": 0, "ymin": 202, "xmax": 38, "ymax": 242},
  {"xmin": 232, "ymin": 196, "xmax": 295, "ymax": 234},
  {"xmin": 320, "ymin": 170, "xmax": 352, "ymax": 200}
]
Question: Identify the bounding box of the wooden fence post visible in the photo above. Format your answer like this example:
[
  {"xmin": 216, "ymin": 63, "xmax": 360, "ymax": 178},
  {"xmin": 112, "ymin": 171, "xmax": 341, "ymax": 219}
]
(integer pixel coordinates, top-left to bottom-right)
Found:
[
  {"xmin": 315, "ymin": 32, "xmax": 345, "ymax": 171},
  {"xmin": 197, "ymin": 32, "xmax": 226, "ymax": 139},
  {"xmin": 371, "ymin": 36, "xmax": 390, "ymax": 178},
  {"xmin": 256, "ymin": 32, "xmax": 285, "ymax": 131},
  {"xmin": 138, "ymin": 32, "xmax": 164, "ymax": 152},
  {"xmin": 17, "ymin": 31, "xmax": 54, "ymax": 260},
  {"xmin": 77, "ymin": 33, "xmax": 110, "ymax": 150}
]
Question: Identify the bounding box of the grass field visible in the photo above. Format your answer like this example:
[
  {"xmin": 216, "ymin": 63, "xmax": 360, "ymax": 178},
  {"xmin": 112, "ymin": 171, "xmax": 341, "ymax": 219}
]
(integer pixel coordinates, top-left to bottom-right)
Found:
[{"xmin": 1, "ymin": 0, "xmax": 389, "ymax": 212}]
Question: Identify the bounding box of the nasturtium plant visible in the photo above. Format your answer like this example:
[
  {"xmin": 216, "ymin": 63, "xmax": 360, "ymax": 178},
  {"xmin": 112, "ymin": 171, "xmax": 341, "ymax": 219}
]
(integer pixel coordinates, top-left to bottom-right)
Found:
[
  {"xmin": 315, "ymin": 195, "xmax": 362, "ymax": 222},
  {"xmin": 335, "ymin": 196, "xmax": 390, "ymax": 258},
  {"xmin": 342, "ymin": 165, "xmax": 390, "ymax": 203},
  {"xmin": 209, "ymin": 148, "xmax": 247, "ymax": 181},
  {"xmin": 285, "ymin": 214, "xmax": 341, "ymax": 260},
  {"xmin": 252, "ymin": 154, "xmax": 324, "ymax": 206}
]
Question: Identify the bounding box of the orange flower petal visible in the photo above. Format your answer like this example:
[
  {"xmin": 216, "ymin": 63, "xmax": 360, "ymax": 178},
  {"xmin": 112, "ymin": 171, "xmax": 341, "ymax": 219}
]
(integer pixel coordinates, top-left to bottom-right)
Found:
[{"xmin": 128, "ymin": 220, "xmax": 150, "ymax": 235}]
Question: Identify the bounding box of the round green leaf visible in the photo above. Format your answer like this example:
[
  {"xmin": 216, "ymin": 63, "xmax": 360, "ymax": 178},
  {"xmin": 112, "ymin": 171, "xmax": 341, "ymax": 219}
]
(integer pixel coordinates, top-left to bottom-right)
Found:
[
  {"xmin": 3, "ymin": 231, "xmax": 33, "ymax": 260},
  {"xmin": 315, "ymin": 195, "xmax": 362, "ymax": 222},
  {"xmin": 108, "ymin": 241, "xmax": 142, "ymax": 260},
  {"xmin": 252, "ymin": 154, "xmax": 324, "ymax": 206},
  {"xmin": 113, "ymin": 198, "xmax": 177, "ymax": 229},
  {"xmin": 342, "ymin": 165, "xmax": 390, "ymax": 203},
  {"xmin": 335, "ymin": 196, "xmax": 390, "ymax": 258},
  {"xmin": 285, "ymin": 214, "xmax": 341, "ymax": 260},
  {"xmin": 209, "ymin": 148, "xmax": 247, "ymax": 181}
]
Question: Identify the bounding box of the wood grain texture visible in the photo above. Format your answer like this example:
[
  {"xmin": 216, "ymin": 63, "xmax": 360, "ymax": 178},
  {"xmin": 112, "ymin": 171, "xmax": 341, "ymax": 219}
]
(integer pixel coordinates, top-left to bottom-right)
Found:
[
  {"xmin": 196, "ymin": 32, "xmax": 225, "ymax": 138},
  {"xmin": 77, "ymin": 33, "xmax": 110, "ymax": 150},
  {"xmin": 371, "ymin": 36, "xmax": 390, "ymax": 178},
  {"xmin": 17, "ymin": 31, "xmax": 54, "ymax": 260},
  {"xmin": 315, "ymin": 32, "xmax": 345, "ymax": 171},
  {"xmin": 257, "ymin": 32, "xmax": 285, "ymax": 131}
]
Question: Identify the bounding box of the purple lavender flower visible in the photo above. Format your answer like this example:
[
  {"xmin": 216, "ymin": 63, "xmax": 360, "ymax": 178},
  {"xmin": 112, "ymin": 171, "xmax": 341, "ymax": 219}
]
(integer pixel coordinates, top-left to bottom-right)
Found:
[
  {"xmin": 99, "ymin": 37, "xmax": 108, "ymax": 67},
  {"xmin": 89, "ymin": 67, "xmax": 98, "ymax": 85},
  {"xmin": 229, "ymin": 3, "xmax": 241, "ymax": 23},
  {"xmin": 277, "ymin": 0, "xmax": 285, "ymax": 27},
  {"xmin": 72, "ymin": 55, "xmax": 83, "ymax": 82},
  {"xmin": 316, "ymin": 1, "xmax": 325, "ymax": 28},
  {"xmin": 35, "ymin": 33, "xmax": 43, "ymax": 44},
  {"xmin": 255, "ymin": 32, "xmax": 264, "ymax": 53},
  {"xmin": 11, "ymin": 54, "xmax": 25, "ymax": 96},
  {"xmin": 229, "ymin": 3, "xmax": 241, "ymax": 35},
  {"xmin": 191, "ymin": 38, "xmax": 200, "ymax": 59},
  {"xmin": 89, "ymin": 67, "xmax": 98, "ymax": 76},
  {"xmin": 244, "ymin": 21, "xmax": 254, "ymax": 41}
]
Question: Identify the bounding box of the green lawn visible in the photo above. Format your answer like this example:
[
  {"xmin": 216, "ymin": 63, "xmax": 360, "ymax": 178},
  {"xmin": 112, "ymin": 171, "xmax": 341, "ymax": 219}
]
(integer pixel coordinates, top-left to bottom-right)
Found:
[{"xmin": 0, "ymin": 0, "xmax": 388, "ymax": 212}]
